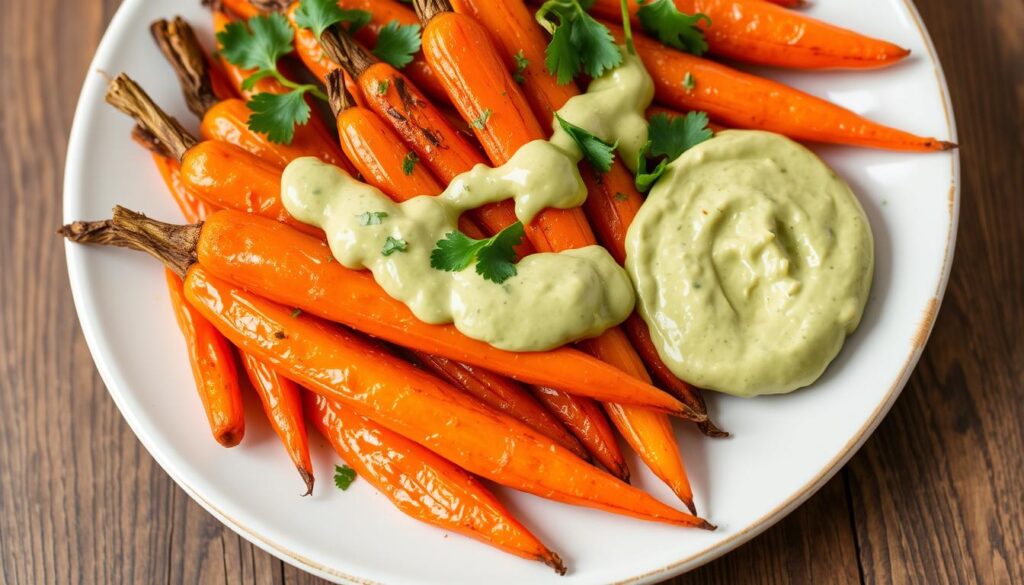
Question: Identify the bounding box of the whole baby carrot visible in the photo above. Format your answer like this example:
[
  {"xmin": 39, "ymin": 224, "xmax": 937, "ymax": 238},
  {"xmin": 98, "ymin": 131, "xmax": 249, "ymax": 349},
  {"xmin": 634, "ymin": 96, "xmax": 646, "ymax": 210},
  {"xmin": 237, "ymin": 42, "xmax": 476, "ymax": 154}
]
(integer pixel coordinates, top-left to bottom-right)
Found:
[
  {"xmin": 531, "ymin": 386, "xmax": 629, "ymax": 481},
  {"xmin": 121, "ymin": 134, "xmax": 244, "ymax": 448},
  {"xmin": 152, "ymin": 16, "xmax": 351, "ymax": 169},
  {"xmin": 63, "ymin": 208, "xmax": 695, "ymax": 415},
  {"xmin": 608, "ymin": 24, "xmax": 953, "ymax": 152},
  {"xmin": 587, "ymin": 0, "xmax": 910, "ymax": 70},
  {"xmin": 306, "ymin": 392, "xmax": 566, "ymax": 572},
  {"xmin": 415, "ymin": 0, "xmax": 700, "ymax": 510},
  {"xmin": 241, "ymin": 353, "xmax": 315, "ymax": 494}
]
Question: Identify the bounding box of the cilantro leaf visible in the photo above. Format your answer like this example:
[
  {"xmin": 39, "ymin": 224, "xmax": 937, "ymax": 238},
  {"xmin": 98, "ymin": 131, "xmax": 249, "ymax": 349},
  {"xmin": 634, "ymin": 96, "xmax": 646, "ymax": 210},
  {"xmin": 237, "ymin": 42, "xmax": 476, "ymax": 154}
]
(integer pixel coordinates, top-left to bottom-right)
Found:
[
  {"xmin": 372, "ymin": 21, "xmax": 422, "ymax": 69},
  {"xmin": 647, "ymin": 111, "xmax": 713, "ymax": 159},
  {"xmin": 470, "ymin": 108, "xmax": 492, "ymax": 129},
  {"xmin": 555, "ymin": 114, "xmax": 617, "ymax": 172},
  {"xmin": 402, "ymin": 151, "xmax": 419, "ymax": 175},
  {"xmin": 430, "ymin": 222, "xmax": 525, "ymax": 284},
  {"xmin": 333, "ymin": 464, "xmax": 357, "ymax": 490},
  {"xmin": 683, "ymin": 72, "xmax": 695, "ymax": 91},
  {"xmin": 634, "ymin": 111, "xmax": 712, "ymax": 191},
  {"xmin": 381, "ymin": 236, "xmax": 408, "ymax": 256},
  {"xmin": 357, "ymin": 211, "xmax": 388, "ymax": 225},
  {"xmin": 512, "ymin": 50, "xmax": 530, "ymax": 83},
  {"xmin": 294, "ymin": 0, "xmax": 371, "ymax": 39},
  {"xmin": 536, "ymin": 0, "xmax": 621, "ymax": 84},
  {"xmin": 636, "ymin": 0, "xmax": 710, "ymax": 56},
  {"xmin": 217, "ymin": 14, "xmax": 294, "ymax": 72},
  {"xmin": 247, "ymin": 91, "xmax": 311, "ymax": 144}
]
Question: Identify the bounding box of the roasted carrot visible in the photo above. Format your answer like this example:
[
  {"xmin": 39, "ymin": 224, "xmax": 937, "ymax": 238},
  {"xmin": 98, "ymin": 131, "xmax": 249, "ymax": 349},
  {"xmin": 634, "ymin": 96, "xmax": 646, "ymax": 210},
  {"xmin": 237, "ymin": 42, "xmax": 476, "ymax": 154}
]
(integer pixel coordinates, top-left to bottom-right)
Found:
[
  {"xmin": 104, "ymin": 73, "xmax": 321, "ymax": 236},
  {"xmin": 240, "ymin": 353, "xmax": 315, "ymax": 494},
  {"xmin": 163, "ymin": 269, "xmax": 245, "ymax": 447},
  {"xmin": 531, "ymin": 386, "xmax": 629, "ymax": 481},
  {"xmin": 177, "ymin": 262, "xmax": 710, "ymax": 526},
  {"xmin": 587, "ymin": 0, "xmax": 910, "ymax": 70},
  {"xmin": 317, "ymin": 28, "xmax": 531, "ymax": 252},
  {"xmin": 415, "ymin": 0, "xmax": 701, "ymax": 509},
  {"xmin": 605, "ymin": 24, "xmax": 952, "ymax": 152},
  {"xmin": 130, "ymin": 128, "xmax": 245, "ymax": 449},
  {"xmin": 763, "ymin": 0, "xmax": 803, "ymax": 7},
  {"xmin": 417, "ymin": 354, "xmax": 590, "ymax": 460},
  {"xmin": 152, "ymin": 16, "xmax": 350, "ymax": 169},
  {"xmin": 65, "ymin": 208, "xmax": 693, "ymax": 415},
  {"xmin": 218, "ymin": 0, "xmax": 263, "ymax": 20},
  {"xmin": 306, "ymin": 392, "xmax": 565, "ymax": 572}
]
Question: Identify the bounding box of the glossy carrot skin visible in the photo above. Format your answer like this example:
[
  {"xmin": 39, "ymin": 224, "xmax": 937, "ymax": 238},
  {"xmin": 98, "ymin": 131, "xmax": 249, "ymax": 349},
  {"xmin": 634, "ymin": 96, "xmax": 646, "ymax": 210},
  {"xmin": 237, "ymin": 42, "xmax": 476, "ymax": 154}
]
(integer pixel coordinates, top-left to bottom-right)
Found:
[
  {"xmin": 305, "ymin": 393, "xmax": 564, "ymax": 571},
  {"xmin": 211, "ymin": 8, "xmax": 348, "ymax": 159},
  {"xmin": 420, "ymin": 6, "xmax": 700, "ymax": 508},
  {"xmin": 165, "ymin": 269, "xmax": 245, "ymax": 447},
  {"xmin": 240, "ymin": 353, "xmax": 315, "ymax": 493},
  {"xmin": 149, "ymin": 154, "xmax": 215, "ymax": 224},
  {"xmin": 531, "ymin": 387, "xmax": 629, "ymax": 481},
  {"xmin": 588, "ymin": 0, "xmax": 909, "ymax": 70},
  {"xmin": 200, "ymin": 98, "xmax": 350, "ymax": 169},
  {"xmin": 417, "ymin": 354, "xmax": 589, "ymax": 460},
  {"xmin": 195, "ymin": 210, "xmax": 688, "ymax": 414},
  {"xmin": 179, "ymin": 141, "xmax": 321, "ymax": 236},
  {"xmin": 218, "ymin": 0, "xmax": 261, "ymax": 19},
  {"xmin": 610, "ymin": 26, "xmax": 950, "ymax": 152},
  {"xmin": 184, "ymin": 265, "xmax": 710, "ymax": 527},
  {"xmin": 148, "ymin": 153, "xmax": 243, "ymax": 447},
  {"xmin": 356, "ymin": 63, "xmax": 532, "ymax": 252}
]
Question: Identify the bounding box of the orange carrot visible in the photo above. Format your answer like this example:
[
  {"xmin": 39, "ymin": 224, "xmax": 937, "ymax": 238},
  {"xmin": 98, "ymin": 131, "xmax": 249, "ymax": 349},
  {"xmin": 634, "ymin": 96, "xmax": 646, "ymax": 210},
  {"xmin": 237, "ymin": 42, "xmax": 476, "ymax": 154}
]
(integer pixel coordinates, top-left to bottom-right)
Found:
[
  {"xmin": 417, "ymin": 354, "xmax": 590, "ymax": 460},
  {"xmin": 608, "ymin": 24, "xmax": 952, "ymax": 152},
  {"xmin": 173, "ymin": 261, "xmax": 711, "ymax": 526},
  {"xmin": 416, "ymin": 0, "xmax": 700, "ymax": 509},
  {"xmin": 218, "ymin": 0, "xmax": 262, "ymax": 19},
  {"xmin": 531, "ymin": 386, "xmax": 629, "ymax": 481},
  {"xmin": 587, "ymin": 0, "xmax": 910, "ymax": 70},
  {"xmin": 130, "ymin": 128, "xmax": 244, "ymax": 449},
  {"xmin": 105, "ymin": 73, "xmax": 322, "ymax": 236},
  {"xmin": 306, "ymin": 392, "xmax": 565, "ymax": 572},
  {"xmin": 164, "ymin": 269, "xmax": 245, "ymax": 447},
  {"xmin": 240, "ymin": 352, "xmax": 315, "ymax": 494}
]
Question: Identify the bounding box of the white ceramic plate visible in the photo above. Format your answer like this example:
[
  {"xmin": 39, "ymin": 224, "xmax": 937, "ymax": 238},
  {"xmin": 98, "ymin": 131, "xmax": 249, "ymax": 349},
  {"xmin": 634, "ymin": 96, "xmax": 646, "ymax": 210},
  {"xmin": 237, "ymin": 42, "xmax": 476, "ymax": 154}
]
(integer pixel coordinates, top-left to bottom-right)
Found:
[{"xmin": 63, "ymin": 1, "xmax": 958, "ymax": 583}]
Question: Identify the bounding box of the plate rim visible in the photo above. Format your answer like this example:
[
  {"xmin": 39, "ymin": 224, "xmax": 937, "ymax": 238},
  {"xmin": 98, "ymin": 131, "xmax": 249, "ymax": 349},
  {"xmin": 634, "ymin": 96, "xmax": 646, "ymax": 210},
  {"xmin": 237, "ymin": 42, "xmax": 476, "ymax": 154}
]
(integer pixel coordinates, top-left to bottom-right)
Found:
[{"xmin": 61, "ymin": 0, "xmax": 960, "ymax": 582}]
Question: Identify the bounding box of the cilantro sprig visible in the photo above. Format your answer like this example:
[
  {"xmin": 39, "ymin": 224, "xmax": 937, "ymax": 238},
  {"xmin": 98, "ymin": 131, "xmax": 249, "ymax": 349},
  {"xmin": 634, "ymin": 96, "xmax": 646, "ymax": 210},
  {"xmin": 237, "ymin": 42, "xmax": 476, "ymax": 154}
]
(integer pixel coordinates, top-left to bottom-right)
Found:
[
  {"xmin": 372, "ymin": 21, "xmax": 423, "ymax": 69},
  {"xmin": 556, "ymin": 114, "xmax": 617, "ymax": 173},
  {"xmin": 636, "ymin": 0, "xmax": 710, "ymax": 56},
  {"xmin": 535, "ymin": 0, "xmax": 622, "ymax": 85},
  {"xmin": 217, "ymin": 13, "xmax": 328, "ymax": 144},
  {"xmin": 430, "ymin": 222, "xmax": 525, "ymax": 284},
  {"xmin": 634, "ymin": 111, "xmax": 713, "ymax": 191}
]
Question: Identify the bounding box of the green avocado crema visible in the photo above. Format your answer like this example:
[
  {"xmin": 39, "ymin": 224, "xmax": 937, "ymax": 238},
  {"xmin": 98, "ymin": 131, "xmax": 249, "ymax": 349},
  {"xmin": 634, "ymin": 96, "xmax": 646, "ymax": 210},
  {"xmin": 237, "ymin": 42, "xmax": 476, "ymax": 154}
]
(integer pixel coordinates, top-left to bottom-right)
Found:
[
  {"xmin": 280, "ymin": 49, "xmax": 652, "ymax": 351},
  {"xmin": 626, "ymin": 130, "xmax": 874, "ymax": 397}
]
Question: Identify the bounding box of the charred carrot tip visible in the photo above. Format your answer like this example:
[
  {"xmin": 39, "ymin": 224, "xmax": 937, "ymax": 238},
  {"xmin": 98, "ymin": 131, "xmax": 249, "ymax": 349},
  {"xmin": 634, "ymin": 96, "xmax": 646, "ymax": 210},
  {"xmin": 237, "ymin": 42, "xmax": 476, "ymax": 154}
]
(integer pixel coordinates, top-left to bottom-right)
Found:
[
  {"xmin": 698, "ymin": 519, "xmax": 717, "ymax": 531},
  {"xmin": 681, "ymin": 496, "xmax": 697, "ymax": 516},
  {"xmin": 298, "ymin": 466, "xmax": 315, "ymax": 496},
  {"xmin": 544, "ymin": 552, "xmax": 567, "ymax": 576}
]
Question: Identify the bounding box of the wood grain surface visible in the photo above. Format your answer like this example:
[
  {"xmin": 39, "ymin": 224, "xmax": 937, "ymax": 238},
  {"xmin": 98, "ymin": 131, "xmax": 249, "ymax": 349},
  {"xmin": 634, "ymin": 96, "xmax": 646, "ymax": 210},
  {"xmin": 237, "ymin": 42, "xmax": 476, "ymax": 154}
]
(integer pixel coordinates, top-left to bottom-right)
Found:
[{"xmin": 1, "ymin": 0, "xmax": 1021, "ymax": 583}]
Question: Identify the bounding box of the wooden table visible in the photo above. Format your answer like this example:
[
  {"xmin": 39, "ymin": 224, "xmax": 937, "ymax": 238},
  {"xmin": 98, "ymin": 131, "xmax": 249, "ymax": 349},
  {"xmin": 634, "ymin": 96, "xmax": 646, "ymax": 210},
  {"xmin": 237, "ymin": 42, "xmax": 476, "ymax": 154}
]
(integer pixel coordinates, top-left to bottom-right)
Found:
[{"xmin": 1, "ymin": 0, "xmax": 1021, "ymax": 582}]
